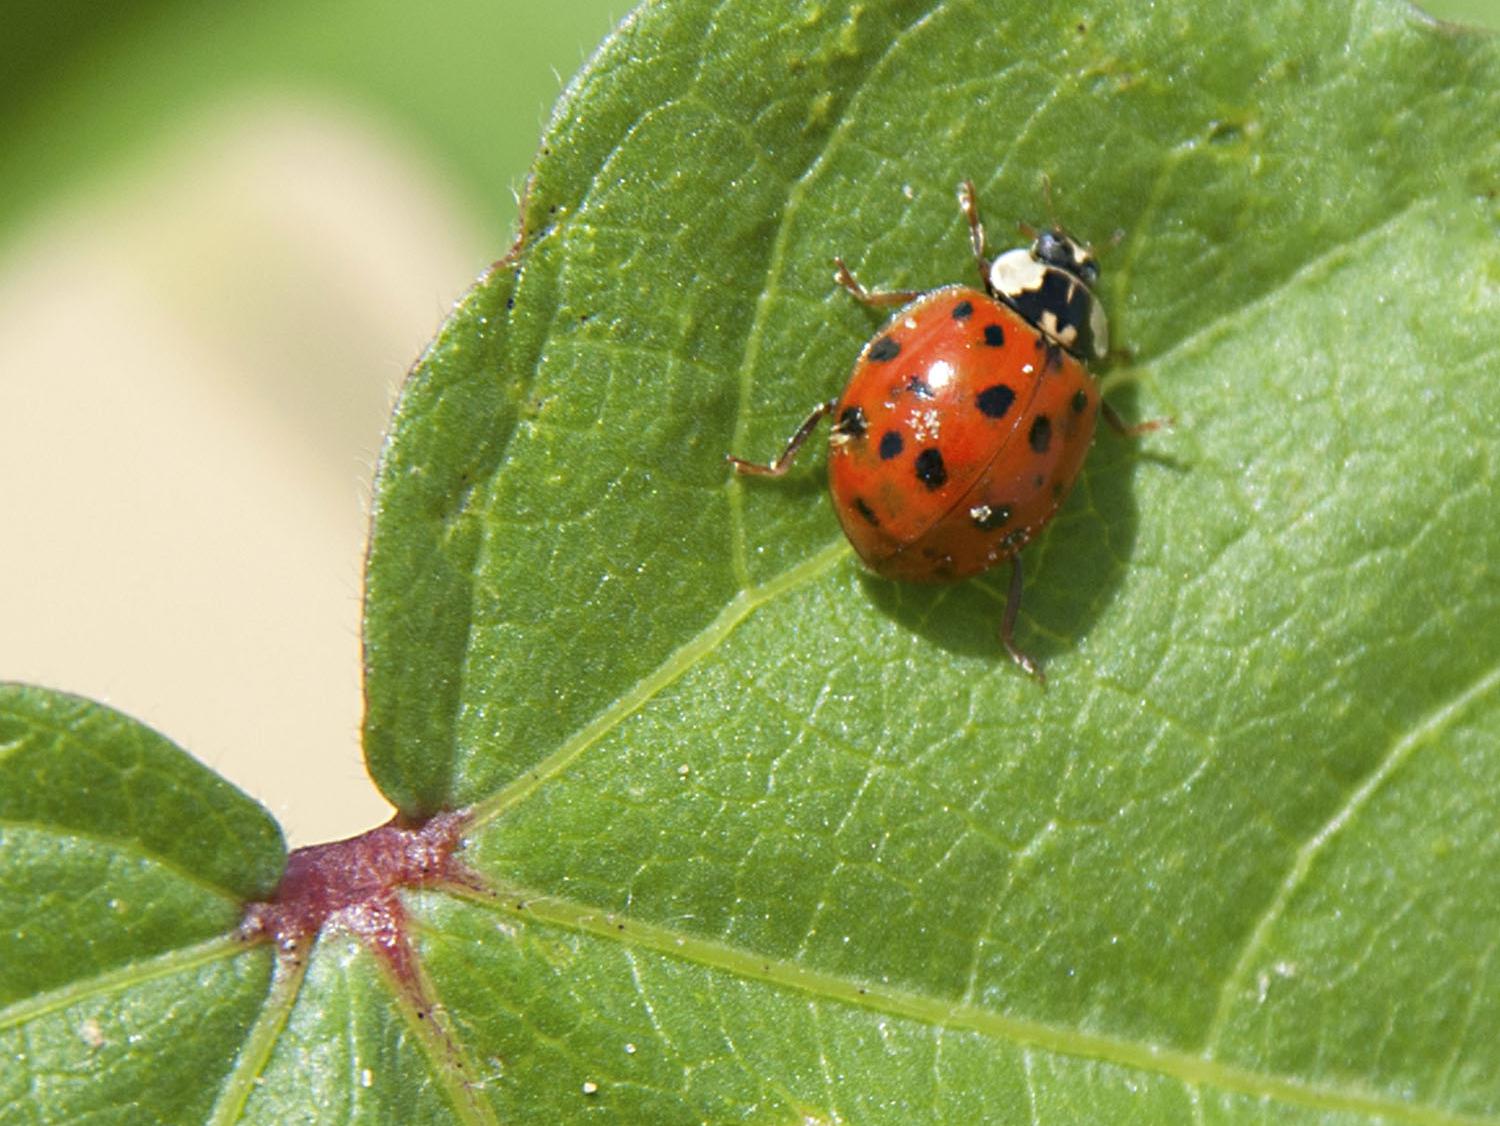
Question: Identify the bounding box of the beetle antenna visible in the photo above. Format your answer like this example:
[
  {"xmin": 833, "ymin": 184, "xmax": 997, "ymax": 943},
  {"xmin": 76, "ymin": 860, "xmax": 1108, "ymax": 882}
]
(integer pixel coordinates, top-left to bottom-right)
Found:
[{"xmin": 1039, "ymin": 172, "xmax": 1059, "ymax": 228}]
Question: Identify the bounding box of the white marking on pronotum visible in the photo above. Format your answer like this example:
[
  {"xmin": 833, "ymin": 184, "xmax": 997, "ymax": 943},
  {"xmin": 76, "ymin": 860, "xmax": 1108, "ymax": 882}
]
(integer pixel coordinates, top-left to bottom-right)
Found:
[{"xmin": 988, "ymin": 248, "xmax": 1047, "ymax": 297}]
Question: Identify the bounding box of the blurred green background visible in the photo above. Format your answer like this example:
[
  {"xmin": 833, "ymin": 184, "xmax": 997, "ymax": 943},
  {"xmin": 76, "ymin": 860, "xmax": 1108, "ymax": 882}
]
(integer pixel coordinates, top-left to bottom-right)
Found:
[
  {"xmin": 0, "ymin": 0, "xmax": 1494, "ymax": 848},
  {"xmin": 0, "ymin": 0, "xmax": 623, "ymax": 845}
]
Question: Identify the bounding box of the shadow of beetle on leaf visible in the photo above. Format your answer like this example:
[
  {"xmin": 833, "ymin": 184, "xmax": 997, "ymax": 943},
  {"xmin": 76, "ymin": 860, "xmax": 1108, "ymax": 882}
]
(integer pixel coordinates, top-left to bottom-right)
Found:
[{"xmin": 858, "ymin": 379, "xmax": 1172, "ymax": 670}]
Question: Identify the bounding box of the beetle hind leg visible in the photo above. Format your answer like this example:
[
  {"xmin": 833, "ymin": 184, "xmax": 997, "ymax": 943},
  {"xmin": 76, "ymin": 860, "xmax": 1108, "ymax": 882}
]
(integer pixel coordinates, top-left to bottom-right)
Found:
[{"xmin": 1000, "ymin": 555, "xmax": 1046, "ymax": 686}]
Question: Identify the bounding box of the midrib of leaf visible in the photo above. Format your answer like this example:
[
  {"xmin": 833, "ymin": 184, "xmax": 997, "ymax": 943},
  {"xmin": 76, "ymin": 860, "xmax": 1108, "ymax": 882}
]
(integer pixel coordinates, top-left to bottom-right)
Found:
[
  {"xmin": 0, "ymin": 689, "xmax": 283, "ymax": 898},
  {"xmin": 207, "ymin": 939, "xmax": 499, "ymax": 1126},
  {"xmin": 467, "ymin": 536, "xmax": 850, "ymax": 828},
  {"xmin": 391, "ymin": 954, "xmax": 501, "ymax": 1126},
  {"xmin": 206, "ymin": 953, "xmax": 306, "ymax": 1126},
  {"xmin": 449, "ymin": 881, "xmax": 1499, "ymax": 1126},
  {"xmin": 1204, "ymin": 659, "xmax": 1500, "ymax": 1053},
  {"xmin": 0, "ymin": 935, "xmax": 245, "ymax": 1032},
  {"xmin": 0, "ymin": 818, "xmax": 244, "ymax": 905}
]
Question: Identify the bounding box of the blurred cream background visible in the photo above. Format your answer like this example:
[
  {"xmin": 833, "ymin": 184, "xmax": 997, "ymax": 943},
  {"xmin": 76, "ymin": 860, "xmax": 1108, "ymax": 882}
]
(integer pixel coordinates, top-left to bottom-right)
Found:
[
  {"xmin": 0, "ymin": 3, "xmax": 620, "ymax": 846},
  {"xmin": 1, "ymin": 102, "xmax": 481, "ymax": 843}
]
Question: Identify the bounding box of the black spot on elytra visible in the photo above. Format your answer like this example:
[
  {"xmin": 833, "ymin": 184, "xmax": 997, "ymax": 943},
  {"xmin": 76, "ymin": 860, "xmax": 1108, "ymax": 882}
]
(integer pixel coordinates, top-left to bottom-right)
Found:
[
  {"xmin": 1072, "ymin": 389, "xmax": 1089, "ymax": 414},
  {"xmin": 905, "ymin": 376, "xmax": 935, "ymax": 400},
  {"xmin": 914, "ymin": 448, "xmax": 948, "ymax": 490},
  {"xmin": 1029, "ymin": 415, "xmax": 1052, "ymax": 454},
  {"xmin": 976, "ymin": 384, "xmax": 1016, "ymax": 419},
  {"xmin": 1033, "ymin": 474, "xmax": 1044, "ymax": 488},
  {"xmin": 868, "ymin": 336, "xmax": 900, "ymax": 362},
  {"xmin": 983, "ymin": 324, "xmax": 1006, "ymax": 347},
  {"xmin": 853, "ymin": 497, "xmax": 880, "ymax": 526},
  {"xmin": 878, "ymin": 430, "xmax": 904, "ymax": 460},
  {"xmin": 835, "ymin": 404, "xmax": 868, "ymax": 439},
  {"xmin": 952, "ymin": 300, "xmax": 974, "ymax": 320},
  {"xmin": 971, "ymin": 503, "xmax": 1012, "ymax": 531}
]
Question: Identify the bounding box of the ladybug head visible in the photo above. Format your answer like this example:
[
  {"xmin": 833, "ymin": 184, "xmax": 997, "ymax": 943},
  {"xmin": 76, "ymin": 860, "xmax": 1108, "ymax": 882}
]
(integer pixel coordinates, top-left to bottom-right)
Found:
[{"xmin": 1032, "ymin": 228, "xmax": 1099, "ymax": 286}]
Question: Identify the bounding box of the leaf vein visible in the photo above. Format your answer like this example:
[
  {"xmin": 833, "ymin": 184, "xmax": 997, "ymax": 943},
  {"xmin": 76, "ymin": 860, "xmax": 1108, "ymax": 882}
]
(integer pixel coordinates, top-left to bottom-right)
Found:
[
  {"xmin": 1203, "ymin": 659, "xmax": 1500, "ymax": 1051},
  {"xmin": 468, "ymin": 539, "xmax": 849, "ymax": 827},
  {"xmin": 461, "ymin": 883, "xmax": 1500, "ymax": 1126}
]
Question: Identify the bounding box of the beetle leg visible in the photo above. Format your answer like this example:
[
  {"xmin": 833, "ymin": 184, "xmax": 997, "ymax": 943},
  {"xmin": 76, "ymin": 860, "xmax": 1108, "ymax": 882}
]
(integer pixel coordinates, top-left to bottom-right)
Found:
[
  {"xmin": 833, "ymin": 258, "xmax": 920, "ymax": 308},
  {"xmin": 957, "ymin": 179, "xmax": 993, "ymax": 280},
  {"xmin": 1000, "ymin": 555, "xmax": 1046, "ymax": 686},
  {"xmin": 1100, "ymin": 398, "xmax": 1171, "ymax": 438},
  {"xmin": 726, "ymin": 398, "xmax": 838, "ymax": 477}
]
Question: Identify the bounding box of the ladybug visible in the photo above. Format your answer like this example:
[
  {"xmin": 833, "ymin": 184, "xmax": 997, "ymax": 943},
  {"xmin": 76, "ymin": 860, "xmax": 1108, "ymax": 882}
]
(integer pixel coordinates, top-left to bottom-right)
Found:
[{"xmin": 728, "ymin": 180, "xmax": 1160, "ymax": 682}]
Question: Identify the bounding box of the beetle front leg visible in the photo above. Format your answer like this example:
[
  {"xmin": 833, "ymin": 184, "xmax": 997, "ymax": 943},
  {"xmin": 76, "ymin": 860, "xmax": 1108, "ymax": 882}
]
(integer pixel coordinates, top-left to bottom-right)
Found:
[{"xmin": 833, "ymin": 259, "xmax": 920, "ymax": 308}]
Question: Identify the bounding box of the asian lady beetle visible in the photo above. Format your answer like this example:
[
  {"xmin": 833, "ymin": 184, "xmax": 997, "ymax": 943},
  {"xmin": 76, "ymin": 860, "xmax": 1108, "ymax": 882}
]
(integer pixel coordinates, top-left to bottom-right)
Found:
[{"xmin": 728, "ymin": 180, "xmax": 1160, "ymax": 682}]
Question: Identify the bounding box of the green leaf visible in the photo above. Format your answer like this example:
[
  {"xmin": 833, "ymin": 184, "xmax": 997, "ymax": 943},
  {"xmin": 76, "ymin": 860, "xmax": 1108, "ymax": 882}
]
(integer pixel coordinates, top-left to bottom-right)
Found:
[
  {"xmin": 7, "ymin": 0, "xmax": 1500, "ymax": 1121},
  {"xmin": 361, "ymin": 0, "xmax": 1500, "ymax": 1117},
  {"xmin": 0, "ymin": 684, "xmax": 282, "ymax": 1120}
]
